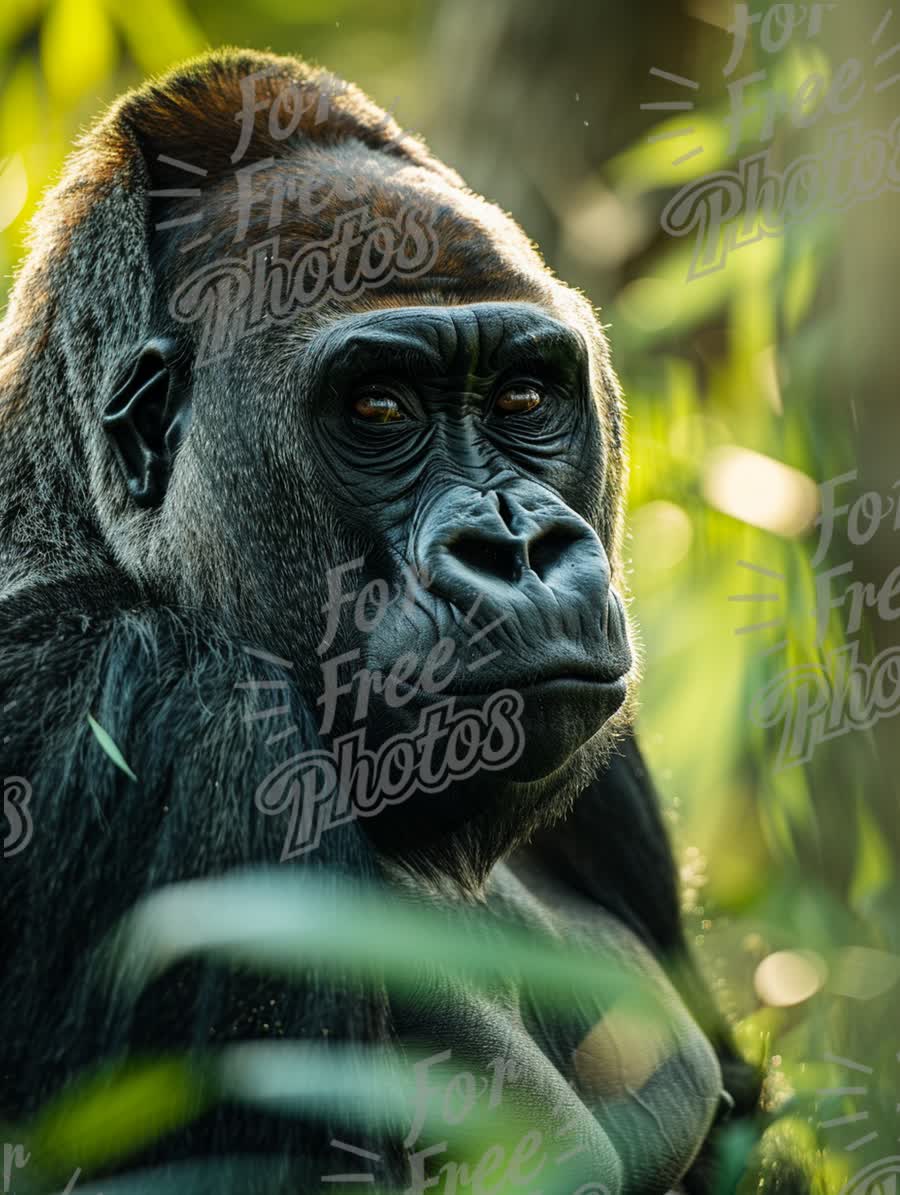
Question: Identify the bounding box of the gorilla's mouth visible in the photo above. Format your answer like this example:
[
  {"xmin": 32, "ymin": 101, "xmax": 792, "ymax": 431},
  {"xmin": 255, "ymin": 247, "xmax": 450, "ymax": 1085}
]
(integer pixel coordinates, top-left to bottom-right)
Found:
[
  {"xmin": 447, "ymin": 667, "xmax": 631, "ymax": 699},
  {"xmin": 384, "ymin": 659, "xmax": 631, "ymax": 702},
  {"xmin": 452, "ymin": 677, "xmax": 629, "ymax": 735},
  {"xmin": 517, "ymin": 671, "xmax": 629, "ymax": 693}
]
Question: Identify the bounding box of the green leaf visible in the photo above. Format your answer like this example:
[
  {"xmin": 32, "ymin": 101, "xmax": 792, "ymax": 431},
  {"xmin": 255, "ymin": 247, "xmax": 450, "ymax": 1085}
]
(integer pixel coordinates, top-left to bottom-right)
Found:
[
  {"xmin": 28, "ymin": 1057, "xmax": 212, "ymax": 1178},
  {"xmin": 87, "ymin": 714, "xmax": 138, "ymax": 782},
  {"xmin": 40, "ymin": 0, "xmax": 116, "ymax": 105}
]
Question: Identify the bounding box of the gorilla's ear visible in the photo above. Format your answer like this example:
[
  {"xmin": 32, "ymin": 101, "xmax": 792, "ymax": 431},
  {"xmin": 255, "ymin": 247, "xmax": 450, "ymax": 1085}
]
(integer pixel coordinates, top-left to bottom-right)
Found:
[{"xmin": 103, "ymin": 338, "xmax": 192, "ymax": 507}]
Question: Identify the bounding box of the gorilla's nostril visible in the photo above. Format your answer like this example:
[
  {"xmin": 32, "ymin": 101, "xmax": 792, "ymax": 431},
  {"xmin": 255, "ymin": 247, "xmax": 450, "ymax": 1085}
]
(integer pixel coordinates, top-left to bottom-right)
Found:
[
  {"xmin": 450, "ymin": 535, "xmax": 520, "ymax": 583},
  {"xmin": 495, "ymin": 490, "xmax": 514, "ymax": 529},
  {"xmin": 528, "ymin": 527, "xmax": 580, "ymax": 582}
]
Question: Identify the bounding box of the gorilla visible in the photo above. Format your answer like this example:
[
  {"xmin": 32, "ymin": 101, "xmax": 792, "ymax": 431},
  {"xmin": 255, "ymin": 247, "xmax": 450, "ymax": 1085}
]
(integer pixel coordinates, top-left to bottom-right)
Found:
[{"xmin": 0, "ymin": 50, "xmax": 797, "ymax": 1195}]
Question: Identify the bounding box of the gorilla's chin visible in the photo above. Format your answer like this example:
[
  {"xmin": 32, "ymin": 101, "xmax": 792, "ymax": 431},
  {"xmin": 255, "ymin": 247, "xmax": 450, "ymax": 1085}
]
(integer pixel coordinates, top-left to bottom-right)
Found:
[{"xmin": 476, "ymin": 675, "xmax": 629, "ymax": 781}]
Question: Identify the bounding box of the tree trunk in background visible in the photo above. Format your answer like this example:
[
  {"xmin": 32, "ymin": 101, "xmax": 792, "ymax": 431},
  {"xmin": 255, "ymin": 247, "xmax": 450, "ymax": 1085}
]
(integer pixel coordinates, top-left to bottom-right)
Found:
[{"xmin": 426, "ymin": 0, "xmax": 699, "ymax": 304}]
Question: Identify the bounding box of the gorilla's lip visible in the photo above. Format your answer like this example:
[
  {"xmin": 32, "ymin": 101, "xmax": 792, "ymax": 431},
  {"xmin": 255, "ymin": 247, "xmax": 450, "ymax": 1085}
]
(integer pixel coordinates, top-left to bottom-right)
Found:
[
  {"xmin": 431, "ymin": 666, "xmax": 631, "ymax": 700},
  {"xmin": 516, "ymin": 672, "xmax": 628, "ymax": 693},
  {"xmin": 381, "ymin": 658, "xmax": 631, "ymax": 701}
]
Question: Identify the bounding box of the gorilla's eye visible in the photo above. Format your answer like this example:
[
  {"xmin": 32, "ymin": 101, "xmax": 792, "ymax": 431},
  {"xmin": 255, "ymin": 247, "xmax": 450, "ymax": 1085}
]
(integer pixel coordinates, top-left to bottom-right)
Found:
[
  {"xmin": 352, "ymin": 388, "xmax": 407, "ymax": 423},
  {"xmin": 495, "ymin": 385, "xmax": 543, "ymax": 416}
]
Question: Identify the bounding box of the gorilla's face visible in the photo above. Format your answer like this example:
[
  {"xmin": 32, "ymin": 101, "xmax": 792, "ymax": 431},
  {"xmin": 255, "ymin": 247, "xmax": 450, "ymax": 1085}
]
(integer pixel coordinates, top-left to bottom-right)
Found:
[
  {"xmin": 105, "ymin": 297, "xmax": 632, "ymax": 852},
  {"xmin": 298, "ymin": 301, "xmax": 633, "ymax": 826}
]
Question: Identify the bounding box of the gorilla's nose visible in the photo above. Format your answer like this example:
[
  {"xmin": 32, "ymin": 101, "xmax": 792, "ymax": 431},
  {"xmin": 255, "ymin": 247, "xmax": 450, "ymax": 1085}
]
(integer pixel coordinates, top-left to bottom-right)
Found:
[
  {"xmin": 418, "ymin": 485, "xmax": 611, "ymax": 614},
  {"xmin": 444, "ymin": 518, "xmax": 583, "ymax": 588}
]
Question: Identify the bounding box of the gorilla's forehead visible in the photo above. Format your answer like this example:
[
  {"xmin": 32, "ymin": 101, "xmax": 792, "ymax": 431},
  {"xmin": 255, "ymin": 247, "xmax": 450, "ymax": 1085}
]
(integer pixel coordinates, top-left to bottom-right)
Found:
[{"xmin": 305, "ymin": 302, "xmax": 589, "ymax": 380}]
